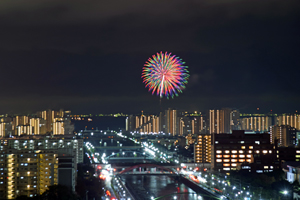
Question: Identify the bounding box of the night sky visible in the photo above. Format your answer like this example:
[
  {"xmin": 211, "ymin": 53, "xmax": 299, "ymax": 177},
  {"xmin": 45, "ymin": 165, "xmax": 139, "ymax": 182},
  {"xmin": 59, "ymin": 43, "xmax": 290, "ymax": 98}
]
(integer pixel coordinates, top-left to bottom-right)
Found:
[{"xmin": 0, "ymin": 0, "xmax": 299, "ymax": 114}]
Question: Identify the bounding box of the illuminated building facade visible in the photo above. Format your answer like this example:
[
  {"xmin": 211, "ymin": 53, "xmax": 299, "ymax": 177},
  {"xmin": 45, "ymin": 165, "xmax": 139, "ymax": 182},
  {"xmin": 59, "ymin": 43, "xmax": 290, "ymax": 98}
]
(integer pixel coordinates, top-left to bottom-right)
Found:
[
  {"xmin": 0, "ymin": 110, "xmax": 73, "ymax": 136},
  {"xmin": 126, "ymin": 114, "xmax": 160, "ymax": 134},
  {"xmin": 0, "ymin": 149, "xmax": 59, "ymax": 199},
  {"xmin": 209, "ymin": 108, "xmax": 231, "ymax": 134},
  {"xmin": 212, "ymin": 130, "xmax": 277, "ymax": 173},
  {"xmin": 269, "ymin": 125, "xmax": 297, "ymax": 147},
  {"xmin": 276, "ymin": 114, "xmax": 300, "ymax": 129},
  {"xmin": 0, "ymin": 136, "xmax": 83, "ymax": 164},
  {"xmin": 194, "ymin": 134, "xmax": 211, "ymax": 163},
  {"xmin": 165, "ymin": 109, "xmax": 178, "ymax": 136},
  {"xmin": 241, "ymin": 116, "xmax": 271, "ymax": 132}
]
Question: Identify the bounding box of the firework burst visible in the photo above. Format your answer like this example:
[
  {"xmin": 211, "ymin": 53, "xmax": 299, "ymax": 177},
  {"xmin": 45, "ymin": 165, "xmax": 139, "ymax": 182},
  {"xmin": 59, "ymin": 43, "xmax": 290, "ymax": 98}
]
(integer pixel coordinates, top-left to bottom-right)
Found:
[{"xmin": 142, "ymin": 52, "xmax": 189, "ymax": 99}]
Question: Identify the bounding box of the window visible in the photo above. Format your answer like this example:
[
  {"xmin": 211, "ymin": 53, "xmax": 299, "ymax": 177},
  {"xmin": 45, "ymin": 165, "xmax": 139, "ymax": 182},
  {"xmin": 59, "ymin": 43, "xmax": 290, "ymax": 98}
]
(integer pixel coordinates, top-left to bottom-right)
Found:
[{"xmin": 241, "ymin": 146, "xmax": 245, "ymax": 149}]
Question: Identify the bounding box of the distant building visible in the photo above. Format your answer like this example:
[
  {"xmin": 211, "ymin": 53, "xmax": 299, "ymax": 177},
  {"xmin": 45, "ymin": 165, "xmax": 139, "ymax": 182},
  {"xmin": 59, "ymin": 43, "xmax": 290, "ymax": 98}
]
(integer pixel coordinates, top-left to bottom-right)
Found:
[
  {"xmin": 240, "ymin": 116, "xmax": 272, "ymax": 132},
  {"xmin": 0, "ymin": 110, "xmax": 74, "ymax": 136},
  {"xmin": 125, "ymin": 114, "xmax": 160, "ymax": 134},
  {"xmin": 276, "ymin": 114, "xmax": 300, "ymax": 130},
  {"xmin": 270, "ymin": 125, "xmax": 297, "ymax": 147},
  {"xmin": 209, "ymin": 108, "xmax": 231, "ymax": 134},
  {"xmin": 165, "ymin": 108, "xmax": 178, "ymax": 136}
]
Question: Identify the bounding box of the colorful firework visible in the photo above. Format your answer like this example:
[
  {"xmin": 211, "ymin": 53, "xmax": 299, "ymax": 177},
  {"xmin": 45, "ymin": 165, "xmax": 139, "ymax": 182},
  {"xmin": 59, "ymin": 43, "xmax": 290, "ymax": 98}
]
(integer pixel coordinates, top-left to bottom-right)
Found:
[{"xmin": 142, "ymin": 51, "xmax": 189, "ymax": 99}]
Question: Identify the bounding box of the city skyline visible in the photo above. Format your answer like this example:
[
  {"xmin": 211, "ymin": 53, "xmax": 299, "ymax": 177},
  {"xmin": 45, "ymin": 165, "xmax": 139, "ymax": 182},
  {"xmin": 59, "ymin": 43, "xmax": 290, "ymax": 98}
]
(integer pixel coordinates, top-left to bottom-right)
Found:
[{"xmin": 0, "ymin": 0, "xmax": 299, "ymax": 114}]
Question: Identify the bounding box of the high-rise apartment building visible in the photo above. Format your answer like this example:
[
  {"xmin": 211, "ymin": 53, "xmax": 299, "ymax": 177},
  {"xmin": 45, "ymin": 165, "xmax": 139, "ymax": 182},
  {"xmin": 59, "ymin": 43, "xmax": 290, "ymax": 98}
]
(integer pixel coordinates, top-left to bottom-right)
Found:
[
  {"xmin": 194, "ymin": 134, "xmax": 211, "ymax": 163},
  {"xmin": 276, "ymin": 114, "xmax": 300, "ymax": 130},
  {"xmin": 241, "ymin": 116, "xmax": 271, "ymax": 132},
  {"xmin": 125, "ymin": 115, "xmax": 160, "ymax": 134},
  {"xmin": 209, "ymin": 108, "xmax": 232, "ymax": 134},
  {"xmin": 53, "ymin": 118, "xmax": 64, "ymax": 135},
  {"xmin": 0, "ymin": 149, "xmax": 59, "ymax": 199},
  {"xmin": 0, "ymin": 110, "xmax": 73, "ymax": 136},
  {"xmin": 165, "ymin": 109, "xmax": 178, "ymax": 136},
  {"xmin": 269, "ymin": 125, "xmax": 297, "ymax": 147},
  {"xmin": 230, "ymin": 109, "xmax": 240, "ymax": 131},
  {"xmin": 0, "ymin": 136, "xmax": 83, "ymax": 164}
]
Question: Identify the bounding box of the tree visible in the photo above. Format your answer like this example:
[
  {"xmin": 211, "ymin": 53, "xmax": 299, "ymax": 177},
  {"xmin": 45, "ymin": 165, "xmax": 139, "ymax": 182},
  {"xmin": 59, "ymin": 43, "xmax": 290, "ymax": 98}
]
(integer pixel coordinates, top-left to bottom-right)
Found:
[{"xmin": 41, "ymin": 185, "xmax": 80, "ymax": 200}]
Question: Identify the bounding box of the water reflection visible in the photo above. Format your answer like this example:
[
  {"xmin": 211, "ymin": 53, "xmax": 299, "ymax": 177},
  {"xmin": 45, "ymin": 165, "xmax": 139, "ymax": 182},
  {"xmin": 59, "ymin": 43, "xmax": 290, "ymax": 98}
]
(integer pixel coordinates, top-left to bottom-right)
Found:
[{"xmin": 120, "ymin": 175, "xmax": 212, "ymax": 200}]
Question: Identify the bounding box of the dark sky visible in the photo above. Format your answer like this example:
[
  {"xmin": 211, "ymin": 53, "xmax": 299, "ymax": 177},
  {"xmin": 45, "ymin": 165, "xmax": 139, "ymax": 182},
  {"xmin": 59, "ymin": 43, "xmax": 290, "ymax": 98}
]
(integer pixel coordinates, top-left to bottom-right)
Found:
[{"xmin": 0, "ymin": 0, "xmax": 299, "ymax": 114}]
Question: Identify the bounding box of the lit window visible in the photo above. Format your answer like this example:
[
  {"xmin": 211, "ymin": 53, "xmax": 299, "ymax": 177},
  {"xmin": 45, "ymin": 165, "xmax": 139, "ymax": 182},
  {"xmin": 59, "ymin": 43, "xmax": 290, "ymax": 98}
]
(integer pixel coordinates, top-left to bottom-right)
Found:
[
  {"xmin": 269, "ymin": 150, "xmax": 272, "ymax": 153},
  {"xmin": 225, "ymin": 150, "xmax": 230, "ymax": 154},
  {"xmin": 216, "ymin": 159, "xmax": 222, "ymax": 162},
  {"xmin": 239, "ymin": 159, "xmax": 245, "ymax": 162},
  {"xmin": 248, "ymin": 150, "xmax": 252, "ymax": 153},
  {"xmin": 223, "ymin": 155, "xmax": 230, "ymax": 158},
  {"xmin": 256, "ymin": 150, "xmax": 260, "ymax": 153},
  {"xmin": 224, "ymin": 159, "xmax": 230, "ymax": 162},
  {"xmin": 247, "ymin": 155, "xmax": 251, "ymax": 158},
  {"xmin": 223, "ymin": 168, "xmax": 230, "ymax": 171},
  {"xmin": 231, "ymin": 155, "xmax": 237, "ymax": 158},
  {"xmin": 239, "ymin": 150, "xmax": 243, "ymax": 153},
  {"xmin": 231, "ymin": 159, "xmax": 237, "ymax": 162},
  {"xmin": 264, "ymin": 166, "xmax": 268, "ymax": 169},
  {"xmin": 216, "ymin": 150, "xmax": 222, "ymax": 154},
  {"xmin": 295, "ymin": 155, "xmax": 300, "ymax": 158},
  {"xmin": 223, "ymin": 164, "xmax": 230, "ymax": 167},
  {"xmin": 216, "ymin": 155, "xmax": 222, "ymax": 158},
  {"xmin": 246, "ymin": 159, "xmax": 251, "ymax": 162},
  {"xmin": 255, "ymin": 141, "xmax": 260, "ymax": 145},
  {"xmin": 249, "ymin": 146, "xmax": 253, "ymax": 149},
  {"xmin": 231, "ymin": 163, "xmax": 237, "ymax": 166},
  {"xmin": 232, "ymin": 150, "xmax": 237, "ymax": 154},
  {"xmin": 263, "ymin": 150, "xmax": 268, "ymax": 154},
  {"xmin": 297, "ymin": 150, "xmax": 300, "ymax": 153},
  {"xmin": 241, "ymin": 146, "xmax": 245, "ymax": 149},
  {"xmin": 239, "ymin": 155, "xmax": 245, "ymax": 158}
]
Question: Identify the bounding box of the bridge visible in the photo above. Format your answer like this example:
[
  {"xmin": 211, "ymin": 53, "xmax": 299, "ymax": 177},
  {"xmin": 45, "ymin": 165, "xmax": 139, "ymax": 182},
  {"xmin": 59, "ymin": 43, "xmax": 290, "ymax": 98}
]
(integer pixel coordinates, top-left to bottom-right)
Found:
[
  {"xmin": 105, "ymin": 150, "xmax": 154, "ymax": 160},
  {"xmin": 119, "ymin": 163, "xmax": 176, "ymax": 174}
]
